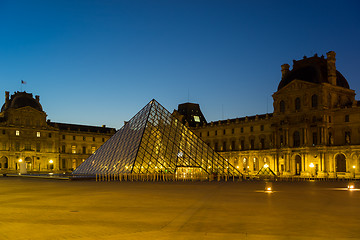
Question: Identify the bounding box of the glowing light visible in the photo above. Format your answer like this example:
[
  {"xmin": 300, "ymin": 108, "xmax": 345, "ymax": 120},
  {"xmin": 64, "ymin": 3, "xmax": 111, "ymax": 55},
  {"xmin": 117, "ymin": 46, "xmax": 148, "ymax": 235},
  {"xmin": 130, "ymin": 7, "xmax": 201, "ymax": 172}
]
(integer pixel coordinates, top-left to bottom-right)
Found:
[
  {"xmin": 264, "ymin": 163, "xmax": 269, "ymax": 168},
  {"xmin": 309, "ymin": 163, "xmax": 314, "ymax": 168},
  {"xmin": 18, "ymin": 159, "xmax": 23, "ymax": 163},
  {"xmin": 265, "ymin": 182, "xmax": 273, "ymax": 192},
  {"xmin": 348, "ymin": 182, "xmax": 355, "ymax": 190},
  {"xmin": 236, "ymin": 166, "xmax": 239, "ymax": 169},
  {"xmin": 49, "ymin": 160, "xmax": 53, "ymax": 164},
  {"xmin": 353, "ymin": 165, "xmax": 356, "ymax": 169}
]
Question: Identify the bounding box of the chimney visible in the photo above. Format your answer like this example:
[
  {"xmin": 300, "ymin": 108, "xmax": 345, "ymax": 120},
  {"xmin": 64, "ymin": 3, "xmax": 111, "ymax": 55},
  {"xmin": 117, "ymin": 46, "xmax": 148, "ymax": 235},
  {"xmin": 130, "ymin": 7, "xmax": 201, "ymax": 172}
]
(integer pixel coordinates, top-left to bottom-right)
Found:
[
  {"xmin": 4, "ymin": 91, "xmax": 10, "ymax": 109},
  {"xmin": 326, "ymin": 51, "xmax": 336, "ymax": 85},
  {"xmin": 281, "ymin": 64, "xmax": 290, "ymax": 79},
  {"xmin": 35, "ymin": 95, "xmax": 40, "ymax": 102}
]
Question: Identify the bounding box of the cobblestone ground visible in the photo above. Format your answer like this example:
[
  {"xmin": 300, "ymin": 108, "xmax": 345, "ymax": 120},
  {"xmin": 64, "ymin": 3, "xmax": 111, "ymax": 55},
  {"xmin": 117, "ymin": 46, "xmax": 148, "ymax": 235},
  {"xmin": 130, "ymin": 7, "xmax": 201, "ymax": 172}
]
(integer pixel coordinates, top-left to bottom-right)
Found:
[{"xmin": 0, "ymin": 177, "xmax": 359, "ymax": 240}]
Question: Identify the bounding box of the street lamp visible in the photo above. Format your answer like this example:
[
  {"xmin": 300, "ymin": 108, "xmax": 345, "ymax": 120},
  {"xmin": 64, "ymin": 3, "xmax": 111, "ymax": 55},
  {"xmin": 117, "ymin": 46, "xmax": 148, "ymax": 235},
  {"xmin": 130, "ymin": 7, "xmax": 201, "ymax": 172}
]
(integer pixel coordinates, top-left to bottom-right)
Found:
[{"xmin": 309, "ymin": 163, "xmax": 315, "ymax": 177}]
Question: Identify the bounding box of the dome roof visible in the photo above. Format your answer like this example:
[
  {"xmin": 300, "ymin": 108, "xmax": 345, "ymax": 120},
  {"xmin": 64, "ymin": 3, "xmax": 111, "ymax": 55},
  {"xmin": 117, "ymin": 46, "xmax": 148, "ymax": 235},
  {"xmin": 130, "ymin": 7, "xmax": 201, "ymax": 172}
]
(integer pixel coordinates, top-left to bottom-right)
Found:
[
  {"xmin": 277, "ymin": 55, "xmax": 349, "ymax": 91},
  {"xmin": 1, "ymin": 91, "xmax": 43, "ymax": 112}
]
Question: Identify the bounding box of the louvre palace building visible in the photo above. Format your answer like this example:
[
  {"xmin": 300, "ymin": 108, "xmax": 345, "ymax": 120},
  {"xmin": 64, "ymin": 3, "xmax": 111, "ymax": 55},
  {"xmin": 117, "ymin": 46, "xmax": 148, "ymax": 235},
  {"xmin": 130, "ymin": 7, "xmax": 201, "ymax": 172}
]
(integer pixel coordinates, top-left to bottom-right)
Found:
[
  {"xmin": 0, "ymin": 91, "xmax": 115, "ymax": 173},
  {"xmin": 179, "ymin": 51, "xmax": 360, "ymax": 178}
]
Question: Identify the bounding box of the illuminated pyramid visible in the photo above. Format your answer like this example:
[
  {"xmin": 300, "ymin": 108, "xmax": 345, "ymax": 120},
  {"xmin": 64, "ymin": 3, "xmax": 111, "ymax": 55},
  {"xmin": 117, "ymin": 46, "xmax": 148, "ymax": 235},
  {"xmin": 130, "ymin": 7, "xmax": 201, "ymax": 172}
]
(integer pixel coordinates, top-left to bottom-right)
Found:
[
  {"xmin": 72, "ymin": 99, "xmax": 241, "ymax": 177},
  {"xmin": 256, "ymin": 165, "xmax": 276, "ymax": 176}
]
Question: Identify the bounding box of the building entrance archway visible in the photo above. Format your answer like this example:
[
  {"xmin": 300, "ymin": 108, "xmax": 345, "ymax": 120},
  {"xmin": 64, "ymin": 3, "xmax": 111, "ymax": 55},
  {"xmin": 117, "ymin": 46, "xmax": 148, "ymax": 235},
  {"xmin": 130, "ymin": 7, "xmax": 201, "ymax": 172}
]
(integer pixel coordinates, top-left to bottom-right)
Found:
[
  {"xmin": 25, "ymin": 157, "xmax": 32, "ymax": 170},
  {"xmin": 335, "ymin": 154, "xmax": 346, "ymax": 172},
  {"xmin": 0, "ymin": 156, "xmax": 8, "ymax": 169}
]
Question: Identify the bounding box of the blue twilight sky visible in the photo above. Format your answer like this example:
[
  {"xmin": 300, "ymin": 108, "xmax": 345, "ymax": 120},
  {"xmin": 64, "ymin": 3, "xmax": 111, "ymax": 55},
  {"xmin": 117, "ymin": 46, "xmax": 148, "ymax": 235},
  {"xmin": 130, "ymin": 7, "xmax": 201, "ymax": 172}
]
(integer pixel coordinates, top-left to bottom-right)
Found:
[{"xmin": 1, "ymin": 0, "xmax": 359, "ymax": 129}]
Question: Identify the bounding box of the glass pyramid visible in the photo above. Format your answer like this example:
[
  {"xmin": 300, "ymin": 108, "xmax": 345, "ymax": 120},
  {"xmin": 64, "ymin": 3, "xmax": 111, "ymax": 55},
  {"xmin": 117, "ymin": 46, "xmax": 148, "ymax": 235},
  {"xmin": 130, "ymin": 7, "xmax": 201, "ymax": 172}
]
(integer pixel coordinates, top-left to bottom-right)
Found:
[{"xmin": 72, "ymin": 99, "xmax": 242, "ymax": 177}]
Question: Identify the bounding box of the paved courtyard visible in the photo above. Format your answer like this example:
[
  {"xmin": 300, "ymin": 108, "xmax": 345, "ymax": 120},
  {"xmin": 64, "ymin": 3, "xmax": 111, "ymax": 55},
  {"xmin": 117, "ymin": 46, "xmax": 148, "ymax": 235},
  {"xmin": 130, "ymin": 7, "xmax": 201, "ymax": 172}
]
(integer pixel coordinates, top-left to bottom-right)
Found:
[{"xmin": 0, "ymin": 177, "xmax": 359, "ymax": 240}]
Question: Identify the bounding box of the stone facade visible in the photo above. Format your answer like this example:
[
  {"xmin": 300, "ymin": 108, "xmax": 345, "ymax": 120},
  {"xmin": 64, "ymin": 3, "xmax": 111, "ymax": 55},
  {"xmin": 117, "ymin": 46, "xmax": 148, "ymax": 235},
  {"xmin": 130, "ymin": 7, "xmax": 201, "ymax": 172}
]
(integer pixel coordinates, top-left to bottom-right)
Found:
[
  {"xmin": 0, "ymin": 91, "xmax": 116, "ymax": 173},
  {"xmin": 187, "ymin": 51, "xmax": 360, "ymax": 178}
]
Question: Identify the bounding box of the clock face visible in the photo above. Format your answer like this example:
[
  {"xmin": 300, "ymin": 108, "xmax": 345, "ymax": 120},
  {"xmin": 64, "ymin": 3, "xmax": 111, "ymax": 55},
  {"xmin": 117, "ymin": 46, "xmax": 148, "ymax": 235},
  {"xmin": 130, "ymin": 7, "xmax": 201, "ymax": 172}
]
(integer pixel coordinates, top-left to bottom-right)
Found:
[{"xmin": 194, "ymin": 116, "xmax": 200, "ymax": 122}]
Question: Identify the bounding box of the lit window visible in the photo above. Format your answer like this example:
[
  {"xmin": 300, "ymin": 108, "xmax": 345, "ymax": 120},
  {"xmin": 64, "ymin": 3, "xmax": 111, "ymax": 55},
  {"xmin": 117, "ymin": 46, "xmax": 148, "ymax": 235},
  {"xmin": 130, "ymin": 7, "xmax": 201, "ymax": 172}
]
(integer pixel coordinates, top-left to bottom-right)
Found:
[
  {"xmin": 36, "ymin": 132, "xmax": 40, "ymax": 137},
  {"xmin": 193, "ymin": 116, "xmax": 200, "ymax": 122},
  {"xmin": 15, "ymin": 130, "xmax": 20, "ymax": 136},
  {"xmin": 71, "ymin": 146, "xmax": 76, "ymax": 154},
  {"xmin": 91, "ymin": 146, "xmax": 96, "ymax": 153}
]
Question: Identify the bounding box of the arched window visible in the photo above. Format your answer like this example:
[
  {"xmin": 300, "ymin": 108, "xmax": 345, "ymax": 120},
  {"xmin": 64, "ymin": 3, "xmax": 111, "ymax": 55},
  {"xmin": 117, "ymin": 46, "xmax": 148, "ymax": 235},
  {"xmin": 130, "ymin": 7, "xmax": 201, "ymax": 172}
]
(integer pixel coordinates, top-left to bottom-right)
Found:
[
  {"xmin": 311, "ymin": 94, "xmax": 318, "ymax": 108},
  {"xmin": 335, "ymin": 154, "xmax": 346, "ymax": 172},
  {"xmin": 293, "ymin": 131, "xmax": 300, "ymax": 147},
  {"xmin": 280, "ymin": 100, "xmax": 285, "ymax": 113},
  {"xmin": 295, "ymin": 97, "xmax": 301, "ymax": 111}
]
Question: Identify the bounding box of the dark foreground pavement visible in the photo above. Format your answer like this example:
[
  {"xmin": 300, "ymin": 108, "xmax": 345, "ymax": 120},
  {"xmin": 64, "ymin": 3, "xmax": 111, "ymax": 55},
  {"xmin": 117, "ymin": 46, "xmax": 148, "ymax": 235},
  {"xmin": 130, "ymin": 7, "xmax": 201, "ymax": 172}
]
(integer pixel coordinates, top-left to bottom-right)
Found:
[{"xmin": 0, "ymin": 178, "xmax": 359, "ymax": 240}]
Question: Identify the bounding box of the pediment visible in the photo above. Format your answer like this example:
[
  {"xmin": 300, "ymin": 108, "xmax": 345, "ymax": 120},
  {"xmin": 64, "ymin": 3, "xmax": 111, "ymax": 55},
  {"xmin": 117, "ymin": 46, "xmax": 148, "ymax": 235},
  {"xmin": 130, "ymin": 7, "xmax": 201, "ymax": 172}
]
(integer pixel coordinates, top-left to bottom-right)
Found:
[{"xmin": 277, "ymin": 79, "xmax": 318, "ymax": 94}]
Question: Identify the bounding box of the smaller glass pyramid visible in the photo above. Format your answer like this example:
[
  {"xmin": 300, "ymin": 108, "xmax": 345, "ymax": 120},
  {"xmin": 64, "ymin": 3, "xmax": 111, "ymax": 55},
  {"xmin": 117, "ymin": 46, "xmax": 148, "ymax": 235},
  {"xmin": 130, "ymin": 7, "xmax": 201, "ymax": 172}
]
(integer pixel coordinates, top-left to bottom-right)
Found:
[{"xmin": 73, "ymin": 99, "xmax": 242, "ymax": 178}]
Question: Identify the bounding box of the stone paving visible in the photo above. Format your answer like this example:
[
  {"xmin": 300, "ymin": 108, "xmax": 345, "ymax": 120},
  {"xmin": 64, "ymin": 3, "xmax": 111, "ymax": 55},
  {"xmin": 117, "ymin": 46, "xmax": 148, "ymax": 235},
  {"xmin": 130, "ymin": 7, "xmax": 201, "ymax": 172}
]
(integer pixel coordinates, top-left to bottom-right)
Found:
[{"xmin": 0, "ymin": 177, "xmax": 359, "ymax": 239}]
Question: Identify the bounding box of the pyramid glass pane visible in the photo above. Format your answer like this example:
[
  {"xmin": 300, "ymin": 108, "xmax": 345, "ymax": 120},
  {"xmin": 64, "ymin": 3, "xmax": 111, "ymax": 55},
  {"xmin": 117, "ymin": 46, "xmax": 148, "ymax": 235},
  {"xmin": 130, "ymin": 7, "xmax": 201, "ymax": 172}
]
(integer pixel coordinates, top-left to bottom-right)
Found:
[
  {"xmin": 73, "ymin": 99, "xmax": 242, "ymax": 177},
  {"xmin": 72, "ymin": 102, "xmax": 152, "ymax": 175}
]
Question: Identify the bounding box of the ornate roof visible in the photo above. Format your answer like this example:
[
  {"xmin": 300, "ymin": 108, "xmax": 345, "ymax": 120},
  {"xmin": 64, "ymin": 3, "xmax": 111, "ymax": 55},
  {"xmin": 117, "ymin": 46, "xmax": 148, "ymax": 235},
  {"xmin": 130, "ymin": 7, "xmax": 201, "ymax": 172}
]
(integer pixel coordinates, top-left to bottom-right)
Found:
[
  {"xmin": 1, "ymin": 91, "xmax": 43, "ymax": 112},
  {"xmin": 277, "ymin": 54, "xmax": 349, "ymax": 91}
]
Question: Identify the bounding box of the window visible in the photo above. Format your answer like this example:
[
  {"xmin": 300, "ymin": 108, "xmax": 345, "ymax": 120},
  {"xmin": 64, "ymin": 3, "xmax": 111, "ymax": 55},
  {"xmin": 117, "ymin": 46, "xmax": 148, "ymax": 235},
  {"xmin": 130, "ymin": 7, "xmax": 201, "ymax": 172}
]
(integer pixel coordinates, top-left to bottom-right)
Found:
[
  {"xmin": 193, "ymin": 116, "xmax": 200, "ymax": 122},
  {"xmin": 36, "ymin": 132, "xmax": 40, "ymax": 137},
  {"xmin": 2, "ymin": 130, "xmax": 5, "ymax": 134},
  {"xmin": 280, "ymin": 135, "xmax": 284, "ymax": 146},
  {"xmin": 223, "ymin": 129, "xmax": 226, "ymax": 135},
  {"xmin": 199, "ymin": 132, "xmax": 202, "ymax": 137},
  {"xmin": 61, "ymin": 145, "xmax": 65, "ymax": 153},
  {"xmin": 207, "ymin": 131, "xmax": 209, "ymax": 137},
  {"xmin": 91, "ymin": 146, "xmax": 96, "ymax": 153},
  {"xmin": 73, "ymin": 136, "xmax": 76, "ymax": 140},
  {"xmin": 61, "ymin": 159, "xmax": 66, "ymax": 169},
  {"xmin": 345, "ymin": 131, "xmax": 351, "ymax": 144},
  {"xmin": 62, "ymin": 135, "xmax": 65, "ymax": 140},
  {"xmin": 311, "ymin": 94, "xmax": 318, "ymax": 108},
  {"xmin": 260, "ymin": 138, "xmax": 265, "ymax": 149},
  {"xmin": 83, "ymin": 136, "xmax": 86, "ymax": 141},
  {"xmin": 102, "ymin": 138, "xmax": 105, "ymax": 142},
  {"xmin": 214, "ymin": 142, "xmax": 218, "ymax": 151},
  {"xmin": 280, "ymin": 100, "xmax": 285, "ymax": 113},
  {"xmin": 24, "ymin": 144, "xmax": 31, "ymax": 151},
  {"xmin": 295, "ymin": 97, "xmax": 301, "ymax": 111},
  {"xmin": 15, "ymin": 130, "xmax": 20, "ymax": 136},
  {"xmin": 312, "ymin": 132, "xmax": 317, "ymax": 146},
  {"xmin": 329, "ymin": 116, "xmax": 332, "ymax": 123},
  {"xmin": 48, "ymin": 133, "xmax": 52, "ymax": 138},
  {"xmin": 240, "ymin": 140, "xmax": 245, "ymax": 150},
  {"xmin": 82, "ymin": 146, "xmax": 86, "ymax": 154},
  {"xmin": 250, "ymin": 126, "xmax": 253, "ymax": 132},
  {"xmin": 222, "ymin": 142, "xmax": 226, "ymax": 151},
  {"xmin": 231, "ymin": 141, "xmax": 235, "ymax": 150},
  {"xmin": 232, "ymin": 128, "xmax": 234, "ymax": 134},
  {"xmin": 93, "ymin": 137, "xmax": 95, "ymax": 142},
  {"xmin": 260, "ymin": 125, "xmax": 264, "ymax": 131},
  {"xmin": 250, "ymin": 139, "xmax": 255, "ymax": 149},
  {"xmin": 36, "ymin": 143, "xmax": 40, "ymax": 152},
  {"xmin": 15, "ymin": 142, "xmax": 20, "ymax": 151},
  {"xmin": 71, "ymin": 146, "xmax": 76, "ymax": 154},
  {"xmin": 345, "ymin": 115, "xmax": 349, "ymax": 122},
  {"xmin": 215, "ymin": 130, "xmax": 217, "ymax": 136},
  {"xmin": 293, "ymin": 131, "xmax": 300, "ymax": 147},
  {"xmin": 241, "ymin": 127, "xmax": 243, "ymax": 133}
]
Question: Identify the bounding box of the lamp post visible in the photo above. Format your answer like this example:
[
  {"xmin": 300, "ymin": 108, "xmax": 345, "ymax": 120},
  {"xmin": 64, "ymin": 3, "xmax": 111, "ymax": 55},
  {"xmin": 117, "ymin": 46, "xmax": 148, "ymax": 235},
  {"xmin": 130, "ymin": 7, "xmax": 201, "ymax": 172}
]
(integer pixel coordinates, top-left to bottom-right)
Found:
[
  {"xmin": 309, "ymin": 163, "xmax": 315, "ymax": 177},
  {"xmin": 49, "ymin": 159, "xmax": 54, "ymax": 171},
  {"xmin": 352, "ymin": 165, "xmax": 356, "ymax": 179}
]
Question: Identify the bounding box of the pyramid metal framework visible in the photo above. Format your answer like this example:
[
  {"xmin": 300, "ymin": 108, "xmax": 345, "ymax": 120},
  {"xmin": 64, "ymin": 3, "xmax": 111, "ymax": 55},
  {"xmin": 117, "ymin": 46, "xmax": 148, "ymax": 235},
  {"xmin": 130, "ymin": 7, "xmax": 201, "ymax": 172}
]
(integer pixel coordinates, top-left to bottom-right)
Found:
[{"xmin": 72, "ymin": 99, "xmax": 242, "ymax": 177}]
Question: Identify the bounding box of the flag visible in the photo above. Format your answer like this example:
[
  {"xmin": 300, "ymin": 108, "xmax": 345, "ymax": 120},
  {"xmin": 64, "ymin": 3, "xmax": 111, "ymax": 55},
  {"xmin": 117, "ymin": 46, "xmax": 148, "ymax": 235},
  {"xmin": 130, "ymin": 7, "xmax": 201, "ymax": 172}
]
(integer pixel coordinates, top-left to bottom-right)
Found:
[{"xmin": 21, "ymin": 80, "xmax": 26, "ymax": 84}]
